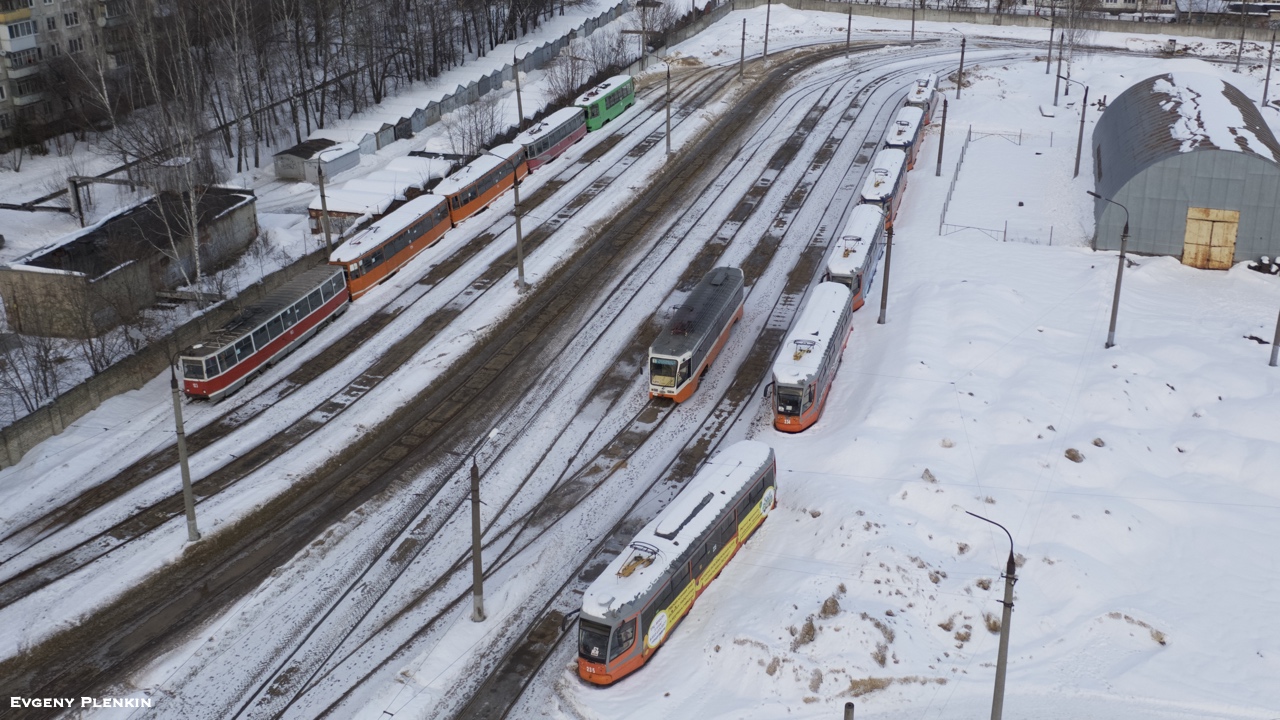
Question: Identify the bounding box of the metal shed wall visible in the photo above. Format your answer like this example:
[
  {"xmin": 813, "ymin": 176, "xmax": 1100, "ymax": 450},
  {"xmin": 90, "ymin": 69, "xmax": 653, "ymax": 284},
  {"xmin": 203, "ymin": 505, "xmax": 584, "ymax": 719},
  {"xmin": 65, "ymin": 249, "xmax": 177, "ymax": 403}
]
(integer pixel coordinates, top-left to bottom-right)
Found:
[{"xmin": 1091, "ymin": 73, "xmax": 1280, "ymax": 263}]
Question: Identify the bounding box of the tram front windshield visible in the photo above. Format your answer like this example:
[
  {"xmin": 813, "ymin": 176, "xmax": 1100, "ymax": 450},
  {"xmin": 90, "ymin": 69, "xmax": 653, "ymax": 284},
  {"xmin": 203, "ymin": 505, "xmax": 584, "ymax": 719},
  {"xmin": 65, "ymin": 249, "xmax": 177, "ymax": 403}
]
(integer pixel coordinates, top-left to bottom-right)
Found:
[
  {"xmin": 650, "ymin": 357, "xmax": 678, "ymax": 387},
  {"xmin": 777, "ymin": 385, "xmax": 805, "ymax": 415},
  {"xmin": 579, "ymin": 618, "xmax": 612, "ymax": 660},
  {"xmin": 828, "ymin": 273, "xmax": 854, "ymax": 290},
  {"xmin": 182, "ymin": 359, "xmax": 206, "ymax": 380}
]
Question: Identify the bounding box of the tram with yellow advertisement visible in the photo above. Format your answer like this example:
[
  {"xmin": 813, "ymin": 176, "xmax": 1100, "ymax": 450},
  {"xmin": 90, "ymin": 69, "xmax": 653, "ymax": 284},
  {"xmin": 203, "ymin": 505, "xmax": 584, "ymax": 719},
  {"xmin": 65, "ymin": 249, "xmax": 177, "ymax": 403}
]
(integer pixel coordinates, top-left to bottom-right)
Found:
[{"xmin": 577, "ymin": 440, "xmax": 777, "ymax": 685}]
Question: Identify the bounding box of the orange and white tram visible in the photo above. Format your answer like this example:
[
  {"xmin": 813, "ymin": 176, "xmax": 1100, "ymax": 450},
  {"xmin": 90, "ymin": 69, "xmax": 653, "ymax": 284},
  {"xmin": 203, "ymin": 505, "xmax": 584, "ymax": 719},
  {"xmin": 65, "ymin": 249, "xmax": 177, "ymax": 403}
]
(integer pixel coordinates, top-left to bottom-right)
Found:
[
  {"xmin": 884, "ymin": 105, "xmax": 925, "ymax": 170},
  {"xmin": 648, "ymin": 267, "xmax": 745, "ymax": 403},
  {"xmin": 516, "ymin": 107, "xmax": 588, "ymax": 170},
  {"xmin": 904, "ymin": 72, "xmax": 940, "ymax": 124},
  {"xmin": 860, "ymin": 148, "xmax": 908, "ymax": 229},
  {"xmin": 329, "ymin": 194, "xmax": 451, "ymax": 300},
  {"xmin": 577, "ymin": 440, "xmax": 777, "ymax": 685},
  {"xmin": 435, "ymin": 147, "xmax": 529, "ymax": 226},
  {"xmin": 180, "ymin": 266, "xmax": 349, "ymax": 401},
  {"xmin": 823, "ymin": 204, "xmax": 886, "ymax": 312},
  {"xmin": 770, "ymin": 283, "xmax": 853, "ymax": 432}
]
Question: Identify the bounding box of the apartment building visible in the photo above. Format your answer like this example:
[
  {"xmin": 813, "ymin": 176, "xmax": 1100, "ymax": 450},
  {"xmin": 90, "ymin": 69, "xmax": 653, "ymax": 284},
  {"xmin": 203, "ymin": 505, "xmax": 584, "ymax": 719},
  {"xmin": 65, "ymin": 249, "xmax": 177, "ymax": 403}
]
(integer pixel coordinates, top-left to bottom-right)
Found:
[{"xmin": 0, "ymin": 0, "xmax": 123, "ymax": 146}]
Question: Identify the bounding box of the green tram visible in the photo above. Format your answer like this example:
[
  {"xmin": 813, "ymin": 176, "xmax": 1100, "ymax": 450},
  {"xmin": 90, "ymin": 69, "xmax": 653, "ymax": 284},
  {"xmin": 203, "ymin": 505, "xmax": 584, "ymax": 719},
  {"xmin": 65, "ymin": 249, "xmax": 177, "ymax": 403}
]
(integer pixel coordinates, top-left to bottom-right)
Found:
[{"xmin": 574, "ymin": 75, "xmax": 636, "ymax": 131}]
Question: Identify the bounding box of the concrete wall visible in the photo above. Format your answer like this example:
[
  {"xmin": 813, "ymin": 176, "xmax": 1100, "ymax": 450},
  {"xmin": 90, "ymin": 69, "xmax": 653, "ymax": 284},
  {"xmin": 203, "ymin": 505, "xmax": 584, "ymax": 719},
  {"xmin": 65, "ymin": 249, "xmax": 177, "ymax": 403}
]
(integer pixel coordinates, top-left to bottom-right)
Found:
[{"xmin": 0, "ymin": 247, "xmax": 330, "ymax": 469}]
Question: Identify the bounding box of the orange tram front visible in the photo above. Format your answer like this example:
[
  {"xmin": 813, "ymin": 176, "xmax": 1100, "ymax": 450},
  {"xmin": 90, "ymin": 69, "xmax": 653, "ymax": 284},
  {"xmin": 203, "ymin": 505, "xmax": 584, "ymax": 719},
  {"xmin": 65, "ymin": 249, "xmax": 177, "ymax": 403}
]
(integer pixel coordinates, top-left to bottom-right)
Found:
[{"xmin": 576, "ymin": 440, "xmax": 777, "ymax": 685}]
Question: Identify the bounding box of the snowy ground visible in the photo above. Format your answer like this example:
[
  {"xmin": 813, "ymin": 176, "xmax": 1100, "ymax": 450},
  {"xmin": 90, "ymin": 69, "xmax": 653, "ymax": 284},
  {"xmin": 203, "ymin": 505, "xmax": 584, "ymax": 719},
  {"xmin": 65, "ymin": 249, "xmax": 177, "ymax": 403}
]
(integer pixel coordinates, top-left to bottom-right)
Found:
[{"xmin": 1, "ymin": 4, "xmax": 1278, "ymax": 720}]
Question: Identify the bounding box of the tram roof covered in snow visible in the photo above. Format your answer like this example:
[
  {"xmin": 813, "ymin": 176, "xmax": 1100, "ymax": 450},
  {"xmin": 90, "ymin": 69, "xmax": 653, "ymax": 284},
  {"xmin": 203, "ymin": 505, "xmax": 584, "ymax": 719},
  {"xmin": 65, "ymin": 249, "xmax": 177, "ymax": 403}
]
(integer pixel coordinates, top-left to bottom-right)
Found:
[
  {"xmin": 486, "ymin": 142, "xmax": 526, "ymax": 165},
  {"xmin": 649, "ymin": 267, "xmax": 745, "ymax": 359},
  {"xmin": 180, "ymin": 265, "xmax": 343, "ymax": 356},
  {"xmin": 905, "ymin": 73, "xmax": 938, "ymax": 106},
  {"xmin": 575, "ymin": 75, "xmax": 632, "ymax": 106},
  {"xmin": 826, "ymin": 205, "xmax": 884, "ymax": 279},
  {"xmin": 772, "ymin": 283, "xmax": 851, "ymax": 386},
  {"xmin": 885, "ymin": 106, "xmax": 924, "ymax": 148},
  {"xmin": 329, "ymin": 195, "xmax": 447, "ymax": 264},
  {"xmin": 860, "ymin": 149, "xmax": 907, "ymax": 203},
  {"xmin": 515, "ymin": 107, "xmax": 587, "ymax": 145},
  {"xmin": 433, "ymin": 154, "xmax": 510, "ymax": 196},
  {"xmin": 582, "ymin": 440, "xmax": 775, "ymax": 618}
]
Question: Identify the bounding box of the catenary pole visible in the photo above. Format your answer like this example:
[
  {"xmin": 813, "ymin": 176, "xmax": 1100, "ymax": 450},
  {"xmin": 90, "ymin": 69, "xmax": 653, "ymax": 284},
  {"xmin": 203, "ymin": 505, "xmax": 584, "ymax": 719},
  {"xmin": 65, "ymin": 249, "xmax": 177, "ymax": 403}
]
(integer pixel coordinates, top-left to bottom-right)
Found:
[
  {"xmin": 936, "ymin": 99, "xmax": 948, "ymax": 177},
  {"xmin": 740, "ymin": 19, "xmax": 746, "ymax": 77},
  {"xmin": 957, "ymin": 37, "xmax": 966, "ymax": 99},
  {"xmin": 470, "ymin": 459, "xmax": 486, "ymax": 621},
  {"xmin": 170, "ymin": 362, "xmax": 200, "ymax": 543},
  {"xmin": 764, "ymin": 0, "xmax": 772, "ymax": 57},
  {"xmin": 1074, "ymin": 85, "xmax": 1088, "ymax": 178},
  {"xmin": 847, "ymin": 4, "xmax": 852, "ymax": 48},
  {"xmin": 1265, "ymin": 31, "xmax": 1277, "ymax": 107},
  {"xmin": 878, "ymin": 226, "xmax": 893, "ymax": 325},
  {"xmin": 317, "ymin": 165, "xmax": 333, "ymax": 255},
  {"xmin": 666, "ymin": 64, "xmax": 672, "ymax": 156},
  {"xmin": 1270, "ymin": 306, "xmax": 1280, "ymax": 366},
  {"xmin": 1054, "ymin": 33, "xmax": 1064, "ymax": 106}
]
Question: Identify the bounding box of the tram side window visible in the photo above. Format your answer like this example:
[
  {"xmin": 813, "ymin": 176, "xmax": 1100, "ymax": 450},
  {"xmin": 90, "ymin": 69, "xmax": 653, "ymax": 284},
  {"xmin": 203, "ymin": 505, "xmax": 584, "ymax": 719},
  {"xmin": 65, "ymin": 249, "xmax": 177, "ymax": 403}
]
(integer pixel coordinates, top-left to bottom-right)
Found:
[
  {"xmin": 205, "ymin": 357, "xmax": 220, "ymax": 378},
  {"xmin": 694, "ymin": 543, "xmax": 712, "ymax": 576},
  {"xmin": 217, "ymin": 347, "xmax": 238, "ymax": 372},
  {"xmin": 609, "ymin": 619, "xmax": 636, "ymax": 660},
  {"xmin": 304, "ymin": 290, "xmax": 320, "ymax": 313},
  {"xmin": 292, "ymin": 300, "xmax": 308, "ymax": 322},
  {"xmin": 253, "ymin": 326, "xmax": 270, "ymax": 351},
  {"xmin": 719, "ymin": 513, "xmax": 737, "ymax": 544},
  {"xmin": 320, "ymin": 279, "xmax": 334, "ymax": 302},
  {"xmin": 267, "ymin": 316, "xmax": 284, "ymax": 339},
  {"xmin": 234, "ymin": 337, "xmax": 254, "ymax": 362}
]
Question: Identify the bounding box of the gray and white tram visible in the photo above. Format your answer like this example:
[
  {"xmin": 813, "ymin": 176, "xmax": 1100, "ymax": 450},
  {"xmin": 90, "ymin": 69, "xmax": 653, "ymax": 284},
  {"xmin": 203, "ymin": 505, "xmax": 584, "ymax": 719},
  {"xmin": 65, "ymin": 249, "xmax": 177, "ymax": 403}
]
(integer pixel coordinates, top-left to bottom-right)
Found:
[
  {"xmin": 860, "ymin": 148, "xmax": 908, "ymax": 228},
  {"xmin": 769, "ymin": 283, "xmax": 853, "ymax": 432},
  {"xmin": 885, "ymin": 105, "xmax": 925, "ymax": 170},
  {"xmin": 824, "ymin": 204, "xmax": 886, "ymax": 312},
  {"xmin": 648, "ymin": 266, "xmax": 745, "ymax": 403},
  {"xmin": 577, "ymin": 440, "xmax": 777, "ymax": 685},
  {"xmin": 905, "ymin": 71, "xmax": 941, "ymax": 124}
]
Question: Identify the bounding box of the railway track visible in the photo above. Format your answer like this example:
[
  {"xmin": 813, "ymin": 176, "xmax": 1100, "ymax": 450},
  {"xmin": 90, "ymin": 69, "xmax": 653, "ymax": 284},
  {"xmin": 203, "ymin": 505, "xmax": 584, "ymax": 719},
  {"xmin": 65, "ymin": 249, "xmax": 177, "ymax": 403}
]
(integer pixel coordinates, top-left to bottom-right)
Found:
[{"xmin": 0, "ymin": 65, "xmax": 730, "ymax": 601}]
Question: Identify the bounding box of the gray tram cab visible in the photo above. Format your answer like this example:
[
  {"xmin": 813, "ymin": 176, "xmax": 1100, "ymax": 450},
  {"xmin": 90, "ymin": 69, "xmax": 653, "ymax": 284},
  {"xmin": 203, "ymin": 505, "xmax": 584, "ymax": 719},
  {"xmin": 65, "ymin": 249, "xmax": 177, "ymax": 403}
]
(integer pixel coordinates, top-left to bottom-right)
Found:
[{"xmin": 648, "ymin": 267, "xmax": 745, "ymax": 402}]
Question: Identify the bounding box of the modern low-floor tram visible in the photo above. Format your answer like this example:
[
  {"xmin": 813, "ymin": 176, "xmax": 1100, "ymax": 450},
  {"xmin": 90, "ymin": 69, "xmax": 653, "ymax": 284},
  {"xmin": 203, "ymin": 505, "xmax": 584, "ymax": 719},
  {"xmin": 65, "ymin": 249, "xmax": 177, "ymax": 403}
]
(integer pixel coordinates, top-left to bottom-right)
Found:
[
  {"xmin": 824, "ymin": 204, "xmax": 886, "ymax": 312},
  {"xmin": 180, "ymin": 265, "xmax": 349, "ymax": 401},
  {"xmin": 860, "ymin": 148, "xmax": 908, "ymax": 228},
  {"xmin": 577, "ymin": 440, "xmax": 777, "ymax": 685},
  {"xmin": 648, "ymin": 266, "xmax": 745, "ymax": 403},
  {"xmin": 885, "ymin": 105, "xmax": 925, "ymax": 170},
  {"xmin": 329, "ymin": 194, "xmax": 451, "ymax": 300},
  {"xmin": 905, "ymin": 71, "xmax": 941, "ymax": 124},
  {"xmin": 770, "ymin": 283, "xmax": 853, "ymax": 433}
]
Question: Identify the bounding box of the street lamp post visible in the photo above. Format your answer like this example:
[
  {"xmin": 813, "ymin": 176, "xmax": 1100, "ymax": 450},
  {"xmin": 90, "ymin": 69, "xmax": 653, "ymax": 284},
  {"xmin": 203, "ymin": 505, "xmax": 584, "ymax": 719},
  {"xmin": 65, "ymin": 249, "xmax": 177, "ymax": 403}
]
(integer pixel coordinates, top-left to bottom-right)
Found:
[
  {"xmin": 1059, "ymin": 75, "xmax": 1088, "ymax": 178},
  {"xmin": 964, "ymin": 510, "xmax": 1017, "ymax": 720},
  {"xmin": 1088, "ymin": 190, "xmax": 1130, "ymax": 349},
  {"xmin": 1053, "ymin": 33, "xmax": 1064, "ymax": 106},
  {"xmin": 169, "ymin": 355, "xmax": 200, "ymax": 543},
  {"xmin": 957, "ymin": 36, "xmax": 967, "ymax": 99}
]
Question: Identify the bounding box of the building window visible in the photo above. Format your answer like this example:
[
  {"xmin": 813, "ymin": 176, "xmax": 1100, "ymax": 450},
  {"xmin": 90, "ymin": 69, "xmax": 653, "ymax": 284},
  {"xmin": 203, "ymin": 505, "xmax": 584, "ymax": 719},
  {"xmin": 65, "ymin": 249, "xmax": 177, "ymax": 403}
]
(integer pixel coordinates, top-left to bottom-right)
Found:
[
  {"xmin": 45, "ymin": 16, "xmax": 55, "ymax": 30},
  {"xmin": 47, "ymin": 41, "xmax": 59, "ymax": 55},
  {"xmin": 6, "ymin": 20, "xmax": 38, "ymax": 38},
  {"xmin": 67, "ymin": 35, "xmax": 82, "ymax": 53},
  {"xmin": 63, "ymin": 11, "xmax": 78, "ymax": 26},
  {"xmin": 0, "ymin": 113, "xmax": 10, "ymax": 132},
  {"xmin": 8, "ymin": 47, "xmax": 41, "ymax": 67},
  {"xmin": 14, "ymin": 76, "xmax": 42, "ymax": 97},
  {"xmin": 0, "ymin": 85, "xmax": 6, "ymax": 101}
]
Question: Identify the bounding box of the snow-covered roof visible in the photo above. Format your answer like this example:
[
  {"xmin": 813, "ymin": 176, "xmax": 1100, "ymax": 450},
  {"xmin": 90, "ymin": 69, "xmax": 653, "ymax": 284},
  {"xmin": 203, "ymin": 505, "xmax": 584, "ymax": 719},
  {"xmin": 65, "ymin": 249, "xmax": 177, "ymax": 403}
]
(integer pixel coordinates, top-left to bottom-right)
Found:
[
  {"xmin": 433, "ymin": 154, "xmax": 509, "ymax": 196},
  {"xmin": 329, "ymin": 194, "xmax": 447, "ymax": 264},
  {"xmin": 827, "ymin": 205, "xmax": 884, "ymax": 280},
  {"xmin": 515, "ymin": 107, "xmax": 587, "ymax": 145},
  {"xmin": 885, "ymin": 106, "xmax": 924, "ymax": 148},
  {"xmin": 307, "ymin": 189, "xmax": 395, "ymax": 214},
  {"xmin": 385, "ymin": 156, "xmax": 450, "ymax": 182},
  {"xmin": 309, "ymin": 127, "xmax": 375, "ymax": 145},
  {"xmin": 860, "ymin": 149, "xmax": 907, "ymax": 203},
  {"xmin": 1092, "ymin": 72, "xmax": 1280, "ymax": 200},
  {"xmin": 314, "ymin": 142, "xmax": 360, "ymax": 163},
  {"xmin": 582, "ymin": 440, "xmax": 775, "ymax": 619},
  {"xmin": 574, "ymin": 75, "xmax": 633, "ymax": 106},
  {"xmin": 771, "ymin": 283, "xmax": 851, "ymax": 387},
  {"xmin": 905, "ymin": 72, "xmax": 938, "ymax": 106},
  {"xmin": 340, "ymin": 178, "xmax": 410, "ymax": 200},
  {"xmin": 486, "ymin": 143, "xmax": 525, "ymax": 166}
]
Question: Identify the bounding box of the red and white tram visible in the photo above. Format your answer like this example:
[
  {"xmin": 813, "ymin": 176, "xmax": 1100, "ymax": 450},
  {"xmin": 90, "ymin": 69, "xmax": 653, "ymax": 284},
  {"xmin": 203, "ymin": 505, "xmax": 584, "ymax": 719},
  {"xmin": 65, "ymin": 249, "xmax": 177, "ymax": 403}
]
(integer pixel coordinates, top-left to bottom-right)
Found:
[
  {"xmin": 648, "ymin": 267, "xmax": 745, "ymax": 403},
  {"xmin": 860, "ymin": 148, "xmax": 908, "ymax": 228},
  {"xmin": 516, "ymin": 107, "xmax": 588, "ymax": 170},
  {"xmin": 329, "ymin": 194, "xmax": 451, "ymax": 300},
  {"xmin": 823, "ymin": 204, "xmax": 886, "ymax": 312},
  {"xmin": 904, "ymin": 72, "xmax": 941, "ymax": 124},
  {"xmin": 577, "ymin": 440, "xmax": 777, "ymax": 685},
  {"xmin": 770, "ymin": 283, "xmax": 853, "ymax": 433},
  {"xmin": 180, "ymin": 265, "xmax": 349, "ymax": 401},
  {"xmin": 435, "ymin": 147, "xmax": 529, "ymax": 225},
  {"xmin": 884, "ymin": 105, "xmax": 925, "ymax": 170}
]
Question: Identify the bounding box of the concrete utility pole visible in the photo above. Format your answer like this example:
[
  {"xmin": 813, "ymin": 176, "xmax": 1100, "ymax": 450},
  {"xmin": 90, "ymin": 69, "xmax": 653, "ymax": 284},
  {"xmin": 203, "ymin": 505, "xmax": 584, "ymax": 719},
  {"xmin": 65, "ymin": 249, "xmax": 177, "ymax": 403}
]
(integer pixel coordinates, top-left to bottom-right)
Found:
[
  {"xmin": 877, "ymin": 226, "xmax": 893, "ymax": 325},
  {"xmin": 169, "ymin": 361, "xmax": 200, "ymax": 543},
  {"xmin": 1053, "ymin": 33, "xmax": 1064, "ymax": 106},
  {"xmin": 666, "ymin": 64, "xmax": 673, "ymax": 156},
  {"xmin": 317, "ymin": 165, "xmax": 334, "ymax": 255},
  {"xmin": 1236, "ymin": 0, "xmax": 1248, "ymax": 72},
  {"xmin": 514, "ymin": 47, "xmax": 525, "ymax": 132},
  {"xmin": 847, "ymin": 4, "xmax": 852, "ymax": 49},
  {"xmin": 963, "ymin": 510, "xmax": 1017, "ymax": 720},
  {"xmin": 957, "ymin": 37, "xmax": 966, "ymax": 99},
  {"xmin": 936, "ymin": 99, "xmax": 948, "ymax": 177},
  {"xmin": 764, "ymin": 0, "xmax": 772, "ymax": 57},
  {"xmin": 911, "ymin": 4, "xmax": 916, "ymax": 46},
  {"xmin": 843, "ymin": 701, "xmax": 855, "ymax": 719},
  {"xmin": 470, "ymin": 458, "xmax": 485, "ymax": 622},
  {"xmin": 1089, "ymin": 191, "xmax": 1130, "ymax": 349},
  {"xmin": 1075, "ymin": 85, "xmax": 1088, "ymax": 178},
  {"xmin": 1046, "ymin": 9, "xmax": 1055, "ymax": 74},
  {"xmin": 1265, "ymin": 31, "xmax": 1277, "ymax": 107},
  {"xmin": 509, "ymin": 159, "xmax": 527, "ymax": 291},
  {"xmin": 1270, "ymin": 307, "xmax": 1280, "ymax": 366},
  {"xmin": 740, "ymin": 18, "xmax": 747, "ymax": 77}
]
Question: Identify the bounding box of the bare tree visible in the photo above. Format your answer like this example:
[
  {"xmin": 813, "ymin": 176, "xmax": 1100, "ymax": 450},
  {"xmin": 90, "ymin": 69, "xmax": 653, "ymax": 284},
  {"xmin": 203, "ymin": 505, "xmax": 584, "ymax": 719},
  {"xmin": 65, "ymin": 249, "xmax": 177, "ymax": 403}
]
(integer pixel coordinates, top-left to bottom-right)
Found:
[
  {"xmin": 543, "ymin": 51, "xmax": 591, "ymax": 105},
  {"xmin": 443, "ymin": 93, "xmax": 505, "ymax": 156},
  {"xmin": 586, "ymin": 28, "xmax": 630, "ymax": 78}
]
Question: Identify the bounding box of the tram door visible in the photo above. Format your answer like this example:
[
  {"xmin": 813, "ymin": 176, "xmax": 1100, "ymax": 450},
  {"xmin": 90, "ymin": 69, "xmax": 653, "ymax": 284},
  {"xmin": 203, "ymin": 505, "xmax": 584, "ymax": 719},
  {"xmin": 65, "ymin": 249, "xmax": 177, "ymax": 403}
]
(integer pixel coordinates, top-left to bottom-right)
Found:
[{"xmin": 1183, "ymin": 207, "xmax": 1238, "ymax": 270}]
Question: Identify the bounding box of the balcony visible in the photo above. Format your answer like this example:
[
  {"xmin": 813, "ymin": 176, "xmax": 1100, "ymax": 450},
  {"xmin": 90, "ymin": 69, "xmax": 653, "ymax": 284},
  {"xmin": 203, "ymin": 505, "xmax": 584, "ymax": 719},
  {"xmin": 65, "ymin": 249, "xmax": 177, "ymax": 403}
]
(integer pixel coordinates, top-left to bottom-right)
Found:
[
  {"xmin": 0, "ymin": 7, "xmax": 32, "ymax": 24},
  {"xmin": 0, "ymin": 32, "xmax": 37, "ymax": 53},
  {"xmin": 12, "ymin": 90, "xmax": 44, "ymax": 107}
]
